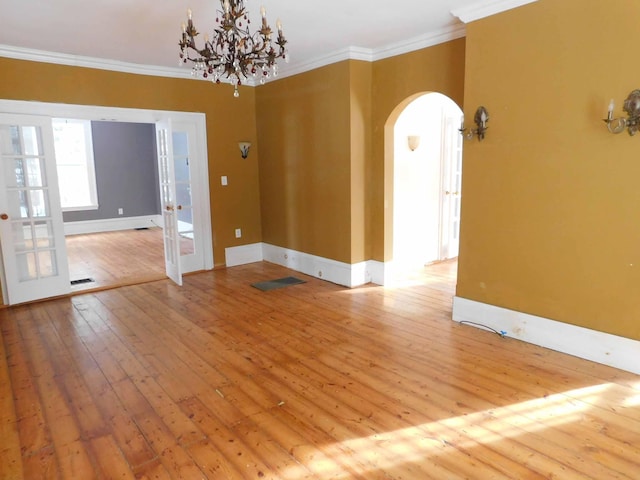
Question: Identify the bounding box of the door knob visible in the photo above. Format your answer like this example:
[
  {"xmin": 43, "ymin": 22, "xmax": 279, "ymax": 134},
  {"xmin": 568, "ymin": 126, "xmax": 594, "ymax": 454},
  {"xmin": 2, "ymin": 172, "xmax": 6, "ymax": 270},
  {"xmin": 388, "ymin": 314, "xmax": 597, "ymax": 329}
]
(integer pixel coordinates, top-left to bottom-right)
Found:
[
  {"xmin": 165, "ymin": 205, "xmax": 174, "ymax": 211},
  {"xmin": 0, "ymin": 213, "xmax": 8, "ymax": 220}
]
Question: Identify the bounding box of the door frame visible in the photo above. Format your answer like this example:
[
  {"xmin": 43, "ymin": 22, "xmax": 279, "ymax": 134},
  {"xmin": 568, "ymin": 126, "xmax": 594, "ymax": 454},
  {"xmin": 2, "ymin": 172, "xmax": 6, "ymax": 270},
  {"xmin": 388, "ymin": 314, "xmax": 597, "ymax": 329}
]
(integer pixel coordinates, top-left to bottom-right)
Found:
[{"xmin": 0, "ymin": 99, "xmax": 213, "ymax": 302}]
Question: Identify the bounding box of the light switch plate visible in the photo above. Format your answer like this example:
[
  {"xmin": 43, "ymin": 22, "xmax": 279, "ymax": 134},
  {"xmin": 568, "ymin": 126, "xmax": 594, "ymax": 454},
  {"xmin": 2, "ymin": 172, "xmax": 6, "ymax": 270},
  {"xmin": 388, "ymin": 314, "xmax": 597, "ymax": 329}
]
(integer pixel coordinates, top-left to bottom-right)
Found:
[{"xmin": 221, "ymin": 175, "xmax": 228, "ymax": 186}]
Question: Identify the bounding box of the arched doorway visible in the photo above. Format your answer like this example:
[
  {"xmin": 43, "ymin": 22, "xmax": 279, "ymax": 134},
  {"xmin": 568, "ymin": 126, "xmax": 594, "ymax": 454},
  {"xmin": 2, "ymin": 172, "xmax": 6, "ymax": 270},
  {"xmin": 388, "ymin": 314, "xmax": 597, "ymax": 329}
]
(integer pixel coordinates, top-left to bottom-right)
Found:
[{"xmin": 388, "ymin": 92, "xmax": 463, "ymax": 277}]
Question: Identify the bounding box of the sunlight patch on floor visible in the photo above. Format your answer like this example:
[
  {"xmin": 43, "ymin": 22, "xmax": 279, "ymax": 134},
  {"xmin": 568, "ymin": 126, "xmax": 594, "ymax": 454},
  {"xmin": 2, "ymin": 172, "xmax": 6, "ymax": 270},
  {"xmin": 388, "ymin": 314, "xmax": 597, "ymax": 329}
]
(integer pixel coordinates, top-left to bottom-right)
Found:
[
  {"xmin": 283, "ymin": 383, "xmax": 615, "ymax": 478},
  {"xmin": 624, "ymin": 393, "xmax": 640, "ymax": 407}
]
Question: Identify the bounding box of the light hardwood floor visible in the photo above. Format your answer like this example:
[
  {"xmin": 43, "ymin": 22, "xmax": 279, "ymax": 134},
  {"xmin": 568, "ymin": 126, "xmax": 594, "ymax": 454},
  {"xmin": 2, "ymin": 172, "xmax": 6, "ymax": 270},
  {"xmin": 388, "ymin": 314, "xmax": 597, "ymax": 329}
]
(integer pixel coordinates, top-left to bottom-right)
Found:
[
  {"xmin": 1, "ymin": 260, "xmax": 639, "ymax": 479},
  {"xmin": 66, "ymin": 228, "xmax": 166, "ymax": 293}
]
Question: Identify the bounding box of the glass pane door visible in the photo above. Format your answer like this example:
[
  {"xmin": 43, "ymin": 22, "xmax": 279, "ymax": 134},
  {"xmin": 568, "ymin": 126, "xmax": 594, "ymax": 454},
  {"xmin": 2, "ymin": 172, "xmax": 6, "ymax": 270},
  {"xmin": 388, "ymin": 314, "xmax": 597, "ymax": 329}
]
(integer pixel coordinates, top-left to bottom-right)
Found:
[
  {"xmin": 156, "ymin": 120, "xmax": 182, "ymax": 286},
  {"xmin": 0, "ymin": 114, "xmax": 70, "ymax": 304}
]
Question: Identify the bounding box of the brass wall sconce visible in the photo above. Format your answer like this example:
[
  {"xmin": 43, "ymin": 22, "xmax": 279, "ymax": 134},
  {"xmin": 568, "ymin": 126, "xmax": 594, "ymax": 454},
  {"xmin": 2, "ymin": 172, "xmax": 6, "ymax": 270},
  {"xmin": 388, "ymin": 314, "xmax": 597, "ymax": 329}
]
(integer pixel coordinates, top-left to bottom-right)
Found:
[
  {"xmin": 604, "ymin": 90, "xmax": 640, "ymax": 136},
  {"xmin": 407, "ymin": 135, "xmax": 421, "ymax": 151},
  {"xmin": 238, "ymin": 141, "xmax": 251, "ymax": 159},
  {"xmin": 460, "ymin": 106, "xmax": 489, "ymax": 141}
]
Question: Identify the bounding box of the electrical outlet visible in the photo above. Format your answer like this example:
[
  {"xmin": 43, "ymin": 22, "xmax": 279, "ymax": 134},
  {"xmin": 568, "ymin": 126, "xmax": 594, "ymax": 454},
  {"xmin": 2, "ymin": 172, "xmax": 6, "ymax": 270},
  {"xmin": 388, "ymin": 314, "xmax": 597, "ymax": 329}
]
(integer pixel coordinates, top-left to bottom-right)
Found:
[
  {"xmin": 221, "ymin": 175, "xmax": 228, "ymax": 186},
  {"xmin": 118, "ymin": 208, "xmax": 123, "ymax": 215},
  {"xmin": 235, "ymin": 228, "xmax": 242, "ymax": 238}
]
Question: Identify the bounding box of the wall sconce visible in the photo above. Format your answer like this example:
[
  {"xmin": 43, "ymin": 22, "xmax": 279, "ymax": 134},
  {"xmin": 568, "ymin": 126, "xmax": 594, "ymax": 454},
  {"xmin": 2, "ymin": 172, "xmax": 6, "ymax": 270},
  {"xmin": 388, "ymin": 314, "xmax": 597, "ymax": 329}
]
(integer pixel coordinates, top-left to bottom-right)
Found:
[
  {"xmin": 460, "ymin": 106, "xmax": 489, "ymax": 141},
  {"xmin": 238, "ymin": 141, "xmax": 251, "ymax": 158},
  {"xmin": 407, "ymin": 135, "xmax": 421, "ymax": 151},
  {"xmin": 604, "ymin": 90, "xmax": 640, "ymax": 136}
]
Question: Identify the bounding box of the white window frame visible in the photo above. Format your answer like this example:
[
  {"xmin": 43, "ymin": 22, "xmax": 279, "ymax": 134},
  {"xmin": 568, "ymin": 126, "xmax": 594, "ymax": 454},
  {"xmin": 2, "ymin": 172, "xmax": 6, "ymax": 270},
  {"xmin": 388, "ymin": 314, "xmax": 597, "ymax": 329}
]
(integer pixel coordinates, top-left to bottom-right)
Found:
[{"xmin": 52, "ymin": 118, "xmax": 99, "ymax": 212}]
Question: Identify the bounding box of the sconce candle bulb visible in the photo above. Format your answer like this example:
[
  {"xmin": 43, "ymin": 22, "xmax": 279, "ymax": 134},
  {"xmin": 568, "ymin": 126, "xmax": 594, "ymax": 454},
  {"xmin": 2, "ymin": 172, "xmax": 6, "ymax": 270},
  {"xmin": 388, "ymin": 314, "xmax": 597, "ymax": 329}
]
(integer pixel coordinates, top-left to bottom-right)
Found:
[{"xmin": 604, "ymin": 90, "xmax": 640, "ymax": 135}]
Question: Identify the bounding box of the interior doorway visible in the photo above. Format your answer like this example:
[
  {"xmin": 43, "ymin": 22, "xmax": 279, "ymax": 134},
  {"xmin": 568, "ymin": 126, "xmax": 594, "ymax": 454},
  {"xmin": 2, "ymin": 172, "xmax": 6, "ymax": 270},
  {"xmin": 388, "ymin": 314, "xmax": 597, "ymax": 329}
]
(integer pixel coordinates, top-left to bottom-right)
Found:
[
  {"xmin": 0, "ymin": 99, "xmax": 213, "ymax": 304},
  {"xmin": 391, "ymin": 92, "xmax": 463, "ymax": 277}
]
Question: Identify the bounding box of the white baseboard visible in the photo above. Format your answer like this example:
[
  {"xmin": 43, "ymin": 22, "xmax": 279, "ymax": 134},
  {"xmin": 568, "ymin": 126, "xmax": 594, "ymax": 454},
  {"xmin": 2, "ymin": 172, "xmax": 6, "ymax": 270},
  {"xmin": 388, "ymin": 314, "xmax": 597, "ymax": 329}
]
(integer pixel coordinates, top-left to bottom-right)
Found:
[
  {"xmin": 262, "ymin": 243, "xmax": 356, "ymax": 287},
  {"xmin": 452, "ymin": 296, "xmax": 640, "ymax": 375},
  {"xmin": 367, "ymin": 260, "xmax": 386, "ymax": 285},
  {"xmin": 64, "ymin": 215, "xmax": 162, "ymax": 236},
  {"xmin": 222, "ymin": 243, "xmax": 384, "ymax": 287},
  {"xmin": 225, "ymin": 243, "xmax": 264, "ymax": 267}
]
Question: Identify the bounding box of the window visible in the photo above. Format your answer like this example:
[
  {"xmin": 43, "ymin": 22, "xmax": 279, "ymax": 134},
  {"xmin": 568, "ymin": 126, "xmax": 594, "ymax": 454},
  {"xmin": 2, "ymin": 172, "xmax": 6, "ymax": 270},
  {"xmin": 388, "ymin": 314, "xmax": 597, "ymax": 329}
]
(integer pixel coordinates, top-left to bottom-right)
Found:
[{"xmin": 52, "ymin": 118, "xmax": 98, "ymax": 211}]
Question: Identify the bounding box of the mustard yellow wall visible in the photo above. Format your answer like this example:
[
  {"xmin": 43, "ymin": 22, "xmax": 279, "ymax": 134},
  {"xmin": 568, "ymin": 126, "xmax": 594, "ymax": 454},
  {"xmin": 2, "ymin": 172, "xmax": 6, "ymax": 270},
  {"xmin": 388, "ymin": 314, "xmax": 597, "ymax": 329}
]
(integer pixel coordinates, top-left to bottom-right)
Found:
[
  {"xmin": 349, "ymin": 61, "xmax": 373, "ymax": 264},
  {"xmin": 458, "ymin": 0, "xmax": 640, "ymax": 340},
  {"xmin": 0, "ymin": 57, "xmax": 261, "ymax": 269},
  {"xmin": 371, "ymin": 39, "xmax": 466, "ymax": 261},
  {"xmin": 255, "ymin": 41, "xmax": 465, "ymax": 265},
  {"xmin": 255, "ymin": 62, "xmax": 353, "ymax": 263}
]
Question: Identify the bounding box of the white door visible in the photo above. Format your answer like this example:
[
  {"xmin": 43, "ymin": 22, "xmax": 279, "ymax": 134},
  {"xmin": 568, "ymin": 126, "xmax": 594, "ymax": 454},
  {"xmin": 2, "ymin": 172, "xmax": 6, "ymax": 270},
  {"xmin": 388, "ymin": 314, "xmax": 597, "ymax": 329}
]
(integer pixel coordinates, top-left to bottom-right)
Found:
[
  {"xmin": 0, "ymin": 114, "xmax": 70, "ymax": 304},
  {"xmin": 171, "ymin": 121, "xmax": 206, "ymax": 273},
  {"xmin": 440, "ymin": 115, "xmax": 463, "ymax": 260},
  {"xmin": 155, "ymin": 120, "xmax": 182, "ymax": 286}
]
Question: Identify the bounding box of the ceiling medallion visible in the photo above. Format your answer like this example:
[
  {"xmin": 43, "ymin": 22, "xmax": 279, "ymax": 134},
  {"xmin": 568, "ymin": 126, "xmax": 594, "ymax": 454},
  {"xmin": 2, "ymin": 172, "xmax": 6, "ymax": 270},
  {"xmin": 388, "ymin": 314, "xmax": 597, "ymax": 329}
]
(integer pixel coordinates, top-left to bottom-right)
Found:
[{"xmin": 179, "ymin": 0, "xmax": 288, "ymax": 97}]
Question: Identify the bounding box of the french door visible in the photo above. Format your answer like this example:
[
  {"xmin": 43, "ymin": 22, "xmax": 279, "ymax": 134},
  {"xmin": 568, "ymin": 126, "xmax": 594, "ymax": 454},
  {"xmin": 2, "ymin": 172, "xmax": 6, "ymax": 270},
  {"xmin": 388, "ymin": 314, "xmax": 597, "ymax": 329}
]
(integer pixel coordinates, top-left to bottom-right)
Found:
[
  {"xmin": 155, "ymin": 120, "xmax": 182, "ymax": 286},
  {"xmin": 0, "ymin": 100, "xmax": 213, "ymax": 304},
  {"xmin": 0, "ymin": 114, "xmax": 70, "ymax": 304}
]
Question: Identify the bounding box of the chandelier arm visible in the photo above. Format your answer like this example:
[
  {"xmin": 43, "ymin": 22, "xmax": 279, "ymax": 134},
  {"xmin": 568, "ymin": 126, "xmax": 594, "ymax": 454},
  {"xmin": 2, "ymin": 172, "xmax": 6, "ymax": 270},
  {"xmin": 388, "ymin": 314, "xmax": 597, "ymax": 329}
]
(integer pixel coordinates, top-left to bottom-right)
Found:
[{"xmin": 179, "ymin": 0, "xmax": 288, "ymax": 95}]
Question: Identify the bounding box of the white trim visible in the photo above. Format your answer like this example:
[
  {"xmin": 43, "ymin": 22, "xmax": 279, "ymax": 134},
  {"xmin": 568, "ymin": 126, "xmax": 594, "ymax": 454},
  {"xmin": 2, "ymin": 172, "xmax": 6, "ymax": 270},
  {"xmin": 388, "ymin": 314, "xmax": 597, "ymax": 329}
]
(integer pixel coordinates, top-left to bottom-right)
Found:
[
  {"xmin": 262, "ymin": 243, "xmax": 355, "ymax": 287},
  {"xmin": 0, "ymin": 99, "xmax": 214, "ymax": 278},
  {"xmin": 0, "ymin": 44, "xmax": 191, "ymax": 79},
  {"xmin": 275, "ymin": 47, "xmax": 372, "ymax": 79},
  {"xmin": 451, "ymin": 0, "xmax": 538, "ymax": 24},
  {"xmin": 452, "ymin": 296, "xmax": 640, "ymax": 375},
  {"xmin": 0, "ymin": 99, "xmax": 204, "ymax": 124},
  {"xmin": 371, "ymin": 25, "xmax": 466, "ymax": 62},
  {"xmin": 0, "ymin": 23, "xmax": 465, "ymax": 83},
  {"xmin": 366, "ymin": 260, "xmax": 386, "ymax": 286},
  {"xmin": 225, "ymin": 242, "xmax": 385, "ymax": 288},
  {"xmin": 64, "ymin": 215, "xmax": 162, "ymax": 236},
  {"xmin": 225, "ymin": 243, "xmax": 264, "ymax": 267}
]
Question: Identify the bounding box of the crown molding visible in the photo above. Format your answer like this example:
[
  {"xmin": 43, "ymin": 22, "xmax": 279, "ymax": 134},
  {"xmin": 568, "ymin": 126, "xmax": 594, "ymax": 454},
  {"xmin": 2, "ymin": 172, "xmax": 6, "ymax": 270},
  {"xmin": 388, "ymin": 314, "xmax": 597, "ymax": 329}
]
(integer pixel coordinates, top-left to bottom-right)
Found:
[
  {"xmin": 0, "ymin": 22, "xmax": 466, "ymax": 84},
  {"xmin": 276, "ymin": 24, "xmax": 466, "ymax": 80},
  {"xmin": 275, "ymin": 46, "xmax": 371, "ymax": 79},
  {"xmin": 0, "ymin": 44, "xmax": 191, "ymax": 79},
  {"xmin": 371, "ymin": 24, "xmax": 466, "ymax": 62},
  {"xmin": 451, "ymin": 0, "xmax": 538, "ymax": 24}
]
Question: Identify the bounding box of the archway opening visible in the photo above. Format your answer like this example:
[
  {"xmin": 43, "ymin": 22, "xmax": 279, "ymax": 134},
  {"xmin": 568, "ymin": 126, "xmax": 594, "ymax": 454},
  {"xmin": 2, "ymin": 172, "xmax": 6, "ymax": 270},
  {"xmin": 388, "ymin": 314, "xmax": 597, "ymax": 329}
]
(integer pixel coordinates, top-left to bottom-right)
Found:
[{"xmin": 390, "ymin": 92, "xmax": 463, "ymax": 279}]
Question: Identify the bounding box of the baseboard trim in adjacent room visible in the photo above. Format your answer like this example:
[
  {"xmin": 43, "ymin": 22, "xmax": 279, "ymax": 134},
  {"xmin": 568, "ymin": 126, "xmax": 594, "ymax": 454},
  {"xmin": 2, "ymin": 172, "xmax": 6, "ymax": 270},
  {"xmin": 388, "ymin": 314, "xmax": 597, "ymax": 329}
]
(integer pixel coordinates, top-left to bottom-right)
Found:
[
  {"xmin": 452, "ymin": 296, "xmax": 640, "ymax": 375},
  {"xmin": 64, "ymin": 215, "xmax": 162, "ymax": 236}
]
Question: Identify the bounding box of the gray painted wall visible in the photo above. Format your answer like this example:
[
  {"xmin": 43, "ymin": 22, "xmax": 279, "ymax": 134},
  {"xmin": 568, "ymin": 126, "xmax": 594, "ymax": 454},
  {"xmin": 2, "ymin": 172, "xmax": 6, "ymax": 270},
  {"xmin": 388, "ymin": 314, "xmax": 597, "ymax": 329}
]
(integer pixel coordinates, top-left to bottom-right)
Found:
[{"xmin": 63, "ymin": 121, "xmax": 161, "ymax": 222}]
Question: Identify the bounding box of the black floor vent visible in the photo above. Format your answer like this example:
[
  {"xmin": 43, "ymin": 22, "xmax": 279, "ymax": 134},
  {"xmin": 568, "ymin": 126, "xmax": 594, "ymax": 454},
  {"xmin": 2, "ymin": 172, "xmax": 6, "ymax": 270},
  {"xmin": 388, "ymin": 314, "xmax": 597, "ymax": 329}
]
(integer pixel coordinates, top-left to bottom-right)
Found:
[{"xmin": 70, "ymin": 278, "xmax": 95, "ymax": 286}]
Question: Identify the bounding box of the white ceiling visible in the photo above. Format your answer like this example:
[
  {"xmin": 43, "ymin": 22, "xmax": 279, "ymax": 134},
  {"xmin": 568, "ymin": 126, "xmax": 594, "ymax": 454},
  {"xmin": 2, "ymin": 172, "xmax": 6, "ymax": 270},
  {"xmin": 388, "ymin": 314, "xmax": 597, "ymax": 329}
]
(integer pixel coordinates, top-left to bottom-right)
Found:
[{"xmin": 0, "ymin": 0, "xmax": 531, "ymax": 78}]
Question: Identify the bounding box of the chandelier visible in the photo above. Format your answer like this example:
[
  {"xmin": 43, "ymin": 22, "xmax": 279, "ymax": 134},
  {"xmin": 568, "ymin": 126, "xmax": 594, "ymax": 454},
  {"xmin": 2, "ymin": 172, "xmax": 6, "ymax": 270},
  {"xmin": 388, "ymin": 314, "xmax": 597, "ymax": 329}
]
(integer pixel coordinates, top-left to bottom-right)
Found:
[{"xmin": 179, "ymin": 1, "xmax": 288, "ymax": 97}]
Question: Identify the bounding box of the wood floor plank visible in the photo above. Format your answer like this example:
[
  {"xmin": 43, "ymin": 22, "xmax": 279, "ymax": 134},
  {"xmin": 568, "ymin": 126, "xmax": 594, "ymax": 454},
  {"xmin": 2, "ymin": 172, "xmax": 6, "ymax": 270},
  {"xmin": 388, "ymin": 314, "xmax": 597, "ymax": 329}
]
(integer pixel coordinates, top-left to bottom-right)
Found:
[
  {"xmin": 0, "ymin": 312, "xmax": 24, "ymax": 480},
  {"xmin": 1, "ymin": 259, "xmax": 639, "ymax": 478}
]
